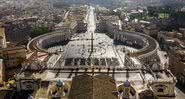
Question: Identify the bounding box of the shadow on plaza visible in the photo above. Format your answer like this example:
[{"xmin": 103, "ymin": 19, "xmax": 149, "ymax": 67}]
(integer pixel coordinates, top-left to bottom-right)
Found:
[{"xmin": 54, "ymin": 68, "xmax": 116, "ymax": 79}]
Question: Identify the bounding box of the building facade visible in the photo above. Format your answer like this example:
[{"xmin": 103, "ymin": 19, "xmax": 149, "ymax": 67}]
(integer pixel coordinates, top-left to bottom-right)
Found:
[{"xmin": 0, "ymin": 46, "xmax": 26, "ymax": 68}]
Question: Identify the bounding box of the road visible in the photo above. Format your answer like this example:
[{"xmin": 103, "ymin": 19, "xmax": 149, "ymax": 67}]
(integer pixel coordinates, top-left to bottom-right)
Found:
[{"xmin": 87, "ymin": 6, "xmax": 96, "ymax": 33}]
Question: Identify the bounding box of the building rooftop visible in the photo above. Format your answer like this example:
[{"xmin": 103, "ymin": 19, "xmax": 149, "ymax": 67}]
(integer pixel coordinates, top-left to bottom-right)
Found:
[{"xmin": 69, "ymin": 74, "xmax": 118, "ymax": 99}]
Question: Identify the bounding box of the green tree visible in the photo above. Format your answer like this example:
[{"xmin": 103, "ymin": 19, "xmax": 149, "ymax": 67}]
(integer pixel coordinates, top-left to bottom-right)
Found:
[{"xmin": 30, "ymin": 26, "xmax": 51, "ymax": 38}]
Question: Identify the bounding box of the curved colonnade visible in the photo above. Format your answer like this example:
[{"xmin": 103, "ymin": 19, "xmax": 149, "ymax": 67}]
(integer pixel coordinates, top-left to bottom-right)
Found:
[
  {"xmin": 113, "ymin": 31, "xmax": 159, "ymax": 63},
  {"xmin": 27, "ymin": 31, "xmax": 72, "ymax": 52},
  {"xmin": 27, "ymin": 31, "xmax": 159, "ymax": 64}
]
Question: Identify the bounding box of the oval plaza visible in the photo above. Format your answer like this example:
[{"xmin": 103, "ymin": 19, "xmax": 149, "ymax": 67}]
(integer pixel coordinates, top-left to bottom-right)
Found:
[{"xmin": 27, "ymin": 6, "xmax": 176, "ymax": 98}]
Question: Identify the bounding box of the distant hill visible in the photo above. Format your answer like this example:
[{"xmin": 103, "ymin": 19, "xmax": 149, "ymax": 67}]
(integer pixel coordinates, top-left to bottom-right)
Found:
[
  {"xmin": 51, "ymin": 0, "xmax": 185, "ymax": 8},
  {"xmin": 1, "ymin": 0, "xmax": 185, "ymax": 9}
]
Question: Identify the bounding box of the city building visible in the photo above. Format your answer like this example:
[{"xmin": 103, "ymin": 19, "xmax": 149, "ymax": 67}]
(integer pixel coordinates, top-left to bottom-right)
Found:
[
  {"xmin": 0, "ymin": 26, "xmax": 7, "ymax": 48},
  {"xmin": 0, "ymin": 59, "xmax": 5, "ymax": 82},
  {"xmin": 0, "ymin": 46, "xmax": 26, "ymax": 68},
  {"xmin": 158, "ymin": 30, "xmax": 185, "ymax": 86}
]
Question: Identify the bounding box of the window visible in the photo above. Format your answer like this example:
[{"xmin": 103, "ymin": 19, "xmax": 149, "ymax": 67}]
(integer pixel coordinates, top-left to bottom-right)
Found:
[{"xmin": 158, "ymin": 88, "xmax": 164, "ymax": 92}]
